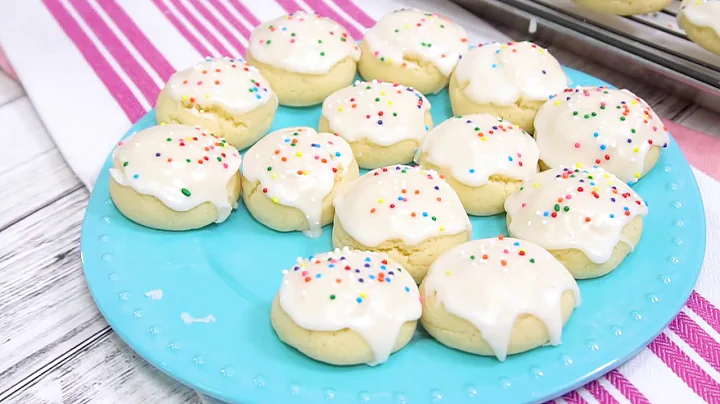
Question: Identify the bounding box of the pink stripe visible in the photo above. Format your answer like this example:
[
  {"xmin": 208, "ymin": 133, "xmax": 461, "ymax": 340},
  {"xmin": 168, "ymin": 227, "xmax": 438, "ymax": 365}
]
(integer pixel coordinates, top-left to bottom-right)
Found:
[
  {"xmin": 228, "ymin": 0, "xmax": 260, "ymax": 27},
  {"xmin": 208, "ymin": 0, "xmax": 251, "ymax": 40},
  {"xmin": 97, "ymin": 0, "xmax": 175, "ymax": 82},
  {"xmin": 302, "ymin": 0, "xmax": 363, "ymax": 40},
  {"xmin": 151, "ymin": 0, "xmax": 212, "ymax": 57},
  {"xmin": 188, "ymin": 0, "xmax": 245, "ymax": 55},
  {"xmin": 170, "ymin": 0, "xmax": 233, "ymax": 57},
  {"xmin": 670, "ymin": 311, "xmax": 720, "ymax": 373},
  {"xmin": 43, "ymin": 0, "xmax": 144, "ymax": 121},
  {"xmin": 69, "ymin": 0, "xmax": 158, "ymax": 103},
  {"xmin": 687, "ymin": 291, "xmax": 720, "ymax": 334},
  {"xmin": 331, "ymin": 0, "xmax": 375, "ymax": 27},
  {"xmin": 605, "ymin": 370, "xmax": 650, "ymax": 404},
  {"xmin": 585, "ymin": 381, "xmax": 620, "ymax": 404},
  {"xmin": 563, "ymin": 390, "xmax": 589, "ymax": 404},
  {"xmin": 648, "ymin": 333, "xmax": 720, "ymax": 403}
]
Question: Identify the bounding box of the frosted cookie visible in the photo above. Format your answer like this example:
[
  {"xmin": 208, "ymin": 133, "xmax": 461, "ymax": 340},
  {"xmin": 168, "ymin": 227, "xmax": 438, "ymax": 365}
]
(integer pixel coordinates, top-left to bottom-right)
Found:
[
  {"xmin": 450, "ymin": 41, "xmax": 568, "ymax": 134},
  {"xmin": 319, "ymin": 80, "xmax": 433, "ymax": 169},
  {"xmin": 679, "ymin": 0, "xmax": 720, "ymax": 56},
  {"xmin": 109, "ymin": 124, "xmax": 242, "ymax": 231},
  {"xmin": 333, "ymin": 165, "xmax": 472, "ymax": 283},
  {"xmin": 271, "ymin": 248, "xmax": 421, "ymax": 366},
  {"xmin": 242, "ymin": 127, "xmax": 359, "ymax": 238},
  {"xmin": 155, "ymin": 57, "xmax": 277, "ymax": 151},
  {"xmin": 415, "ymin": 114, "xmax": 539, "ymax": 216},
  {"xmin": 358, "ymin": 9, "xmax": 469, "ymax": 94},
  {"xmin": 247, "ymin": 11, "xmax": 361, "ymax": 106},
  {"xmin": 573, "ymin": 0, "xmax": 672, "ymax": 15},
  {"xmin": 505, "ymin": 167, "xmax": 648, "ymax": 279},
  {"xmin": 534, "ymin": 87, "xmax": 669, "ymax": 184},
  {"xmin": 421, "ymin": 237, "xmax": 580, "ymax": 360}
]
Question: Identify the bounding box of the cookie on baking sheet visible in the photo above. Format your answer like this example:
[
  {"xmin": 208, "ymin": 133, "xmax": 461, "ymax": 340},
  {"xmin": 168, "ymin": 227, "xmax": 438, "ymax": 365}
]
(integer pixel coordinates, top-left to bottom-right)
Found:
[
  {"xmin": 505, "ymin": 166, "xmax": 648, "ymax": 279},
  {"xmin": 420, "ymin": 237, "xmax": 580, "ymax": 361},
  {"xmin": 109, "ymin": 124, "xmax": 242, "ymax": 231},
  {"xmin": 319, "ymin": 80, "xmax": 433, "ymax": 169},
  {"xmin": 358, "ymin": 9, "xmax": 469, "ymax": 95},
  {"xmin": 155, "ymin": 57, "xmax": 277, "ymax": 151},
  {"xmin": 332, "ymin": 165, "xmax": 472, "ymax": 283},
  {"xmin": 241, "ymin": 127, "xmax": 359, "ymax": 238},
  {"xmin": 534, "ymin": 87, "xmax": 669, "ymax": 184},
  {"xmin": 449, "ymin": 41, "xmax": 568, "ymax": 134},
  {"xmin": 271, "ymin": 248, "xmax": 421, "ymax": 366},
  {"xmin": 246, "ymin": 11, "xmax": 361, "ymax": 106},
  {"xmin": 415, "ymin": 113, "xmax": 539, "ymax": 216},
  {"xmin": 573, "ymin": 0, "xmax": 672, "ymax": 15},
  {"xmin": 678, "ymin": 0, "xmax": 720, "ymax": 56}
]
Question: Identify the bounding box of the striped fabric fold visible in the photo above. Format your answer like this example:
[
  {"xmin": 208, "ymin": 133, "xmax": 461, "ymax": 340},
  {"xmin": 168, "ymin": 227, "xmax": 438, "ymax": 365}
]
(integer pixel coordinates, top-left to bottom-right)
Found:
[{"xmin": 36, "ymin": 1, "xmax": 720, "ymax": 403}]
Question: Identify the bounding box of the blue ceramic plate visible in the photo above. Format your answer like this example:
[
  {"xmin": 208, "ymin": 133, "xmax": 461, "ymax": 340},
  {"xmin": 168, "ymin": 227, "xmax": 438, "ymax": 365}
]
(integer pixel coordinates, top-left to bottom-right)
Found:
[{"xmin": 81, "ymin": 67, "xmax": 705, "ymax": 404}]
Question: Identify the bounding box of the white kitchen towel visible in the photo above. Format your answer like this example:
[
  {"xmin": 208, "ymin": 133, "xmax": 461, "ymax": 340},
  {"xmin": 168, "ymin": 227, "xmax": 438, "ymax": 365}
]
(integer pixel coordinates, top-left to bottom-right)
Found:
[{"xmin": 1, "ymin": 1, "xmax": 720, "ymax": 403}]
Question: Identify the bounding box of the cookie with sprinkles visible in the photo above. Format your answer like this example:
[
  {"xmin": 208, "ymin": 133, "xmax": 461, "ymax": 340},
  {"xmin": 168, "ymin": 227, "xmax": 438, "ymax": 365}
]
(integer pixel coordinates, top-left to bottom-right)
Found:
[
  {"xmin": 155, "ymin": 57, "xmax": 277, "ymax": 151},
  {"xmin": 534, "ymin": 87, "xmax": 669, "ymax": 184},
  {"xmin": 573, "ymin": 0, "xmax": 671, "ymax": 15},
  {"xmin": 247, "ymin": 11, "xmax": 361, "ymax": 106},
  {"xmin": 109, "ymin": 124, "xmax": 242, "ymax": 231},
  {"xmin": 271, "ymin": 247, "xmax": 421, "ymax": 366},
  {"xmin": 421, "ymin": 237, "xmax": 580, "ymax": 361},
  {"xmin": 415, "ymin": 113, "xmax": 539, "ymax": 216},
  {"xmin": 242, "ymin": 127, "xmax": 358, "ymax": 238},
  {"xmin": 678, "ymin": 0, "xmax": 720, "ymax": 56},
  {"xmin": 449, "ymin": 41, "xmax": 568, "ymax": 134},
  {"xmin": 358, "ymin": 9, "xmax": 469, "ymax": 94},
  {"xmin": 504, "ymin": 166, "xmax": 648, "ymax": 279},
  {"xmin": 332, "ymin": 165, "xmax": 472, "ymax": 283},
  {"xmin": 319, "ymin": 80, "xmax": 433, "ymax": 169}
]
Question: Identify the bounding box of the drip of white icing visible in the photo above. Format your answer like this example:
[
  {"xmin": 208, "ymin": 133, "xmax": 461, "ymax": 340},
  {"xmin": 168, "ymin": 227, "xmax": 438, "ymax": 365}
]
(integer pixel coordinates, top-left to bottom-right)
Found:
[
  {"xmin": 164, "ymin": 57, "xmax": 276, "ymax": 115},
  {"xmin": 423, "ymin": 237, "xmax": 580, "ymax": 361},
  {"xmin": 242, "ymin": 127, "xmax": 354, "ymax": 238},
  {"xmin": 680, "ymin": 0, "xmax": 720, "ymax": 36},
  {"xmin": 333, "ymin": 165, "xmax": 472, "ymax": 246},
  {"xmin": 363, "ymin": 9, "xmax": 469, "ymax": 77},
  {"xmin": 181, "ymin": 313, "xmax": 216, "ymax": 324},
  {"xmin": 417, "ymin": 113, "xmax": 539, "ymax": 186},
  {"xmin": 279, "ymin": 247, "xmax": 421, "ymax": 366},
  {"xmin": 248, "ymin": 11, "xmax": 361, "ymax": 74},
  {"xmin": 535, "ymin": 87, "xmax": 670, "ymax": 184},
  {"xmin": 453, "ymin": 41, "xmax": 568, "ymax": 106},
  {"xmin": 504, "ymin": 166, "xmax": 648, "ymax": 264},
  {"xmin": 109, "ymin": 124, "xmax": 241, "ymax": 222},
  {"xmin": 322, "ymin": 80, "xmax": 431, "ymax": 146}
]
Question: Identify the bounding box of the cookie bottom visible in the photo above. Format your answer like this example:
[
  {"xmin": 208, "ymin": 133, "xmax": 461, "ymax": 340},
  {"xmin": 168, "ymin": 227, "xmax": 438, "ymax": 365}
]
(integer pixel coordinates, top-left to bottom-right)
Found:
[
  {"xmin": 572, "ymin": 0, "xmax": 672, "ymax": 15},
  {"xmin": 679, "ymin": 15, "xmax": 720, "ymax": 56}
]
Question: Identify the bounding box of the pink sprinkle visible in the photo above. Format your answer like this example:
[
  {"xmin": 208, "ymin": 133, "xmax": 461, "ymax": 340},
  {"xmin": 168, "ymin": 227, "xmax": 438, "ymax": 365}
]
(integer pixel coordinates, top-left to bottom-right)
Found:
[
  {"xmin": 118, "ymin": 141, "xmax": 124, "ymax": 146},
  {"xmin": 574, "ymin": 143, "xmax": 580, "ymax": 148},
  {"xmin": 223, "ymin": 163, "xmax": 228, "ymax": 169},
  {"xmin": 521, "ymin": 203, "xmax": 527, "ymax": 207},
  {"xmin": 374, "ymin": 51, "xmax": 379, "ymax": 56},
  {"xmin": 197, "ymin": 81, "xmax": 203, "ymax": 85},
  {"xmin": 566, "ymin": 195, "xmax": 572, "ymax": 199}
]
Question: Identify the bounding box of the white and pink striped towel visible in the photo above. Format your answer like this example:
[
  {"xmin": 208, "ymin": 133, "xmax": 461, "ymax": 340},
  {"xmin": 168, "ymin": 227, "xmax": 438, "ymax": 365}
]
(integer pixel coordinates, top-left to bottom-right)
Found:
[{"xmin": 1, "ymin": 1, "xmax": 720, "ymax": 403}]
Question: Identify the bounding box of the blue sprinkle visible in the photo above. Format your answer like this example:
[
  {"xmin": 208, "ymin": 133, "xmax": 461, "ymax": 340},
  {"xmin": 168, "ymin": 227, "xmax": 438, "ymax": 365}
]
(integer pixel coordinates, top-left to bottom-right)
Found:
[
  {"xmin": 594, "ymin": 132, "xmax": 599, "ymax": 137},
  {"xmin": 365, "ymin": 257, "xmax": 371, "ymax": 262},
  {"xmin": 356, "ymin": 297, "xmax": 362, "ymax": 303},
  {"xmin": 284, "ymin": 139, "xmax": 290, "ymax": 142},
  {"xmin": 610, "ymin": 214, "xmax": 615, "ymax": 218},
  {"xmin": 381, "ymin": 265, "xmax": 387, "ymax": 270},
  {"xmin": 624, "ymin": 207, "xmax": 630, "ymax": 211},
  {"xmin": 425, "ymin": 125, "xmax": 429, "ymax": 130},
  {"xmin": 386, "ymin": 278, "xmax": 391, "ymax": 283},
  {"xmin": 335, "ymin": 152, "xmax": 341, "ymax": 157},
  {"xmin": 508, "ymin": 156, "xmax": 513, "ymax": 162},
  {"xmin": 133, "ymin": 174, "xmax": 139, "ymax": 179},
  {"xmin": 514, "ymin": 241, "xmax": 520, "ymax": 246},
  {"xmin": 405, "ymin": 286, "xmax": 410, "ymax": 292},
  {"xmin": 328, "ymin": 264, "xmax": 334, "ymax": 268},
  {"xmin": 369, "ymin": 274, "xmax": 375, "ymax": 279},
  {"xmin": 469, "ymin": 169, "xmax": 475, "ymax": 174},
  {"xmin": 543, "ymin": 212, "xmax": 549, "ymax": 217},
  {"xmin": 256, "ymin": 95, "xmax": 261, "ymax": 99},
  {"xmin": 423, "ymin": 212, "xmax": 428, "ymax": 217},
  {"xmin": 398, "ymin": 196, "xmax": 403, "ymax": 201},
  {"xmin": 600, "ymin": 144, "xmax": 606, "ymax": 150},
  {"xmin": 491, "ymin": 64, "xmax": 497, "ymax": 68},
  {"xmin": 316, "ymin": 274, "xmax": 322, "ymax": 278}
]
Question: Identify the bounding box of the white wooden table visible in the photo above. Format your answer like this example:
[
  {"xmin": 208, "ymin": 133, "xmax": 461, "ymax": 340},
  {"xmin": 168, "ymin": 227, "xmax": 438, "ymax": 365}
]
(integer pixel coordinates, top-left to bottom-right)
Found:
[{"xmin": 1, "ymin": 45, "xmax": 719, "ymax": 403}]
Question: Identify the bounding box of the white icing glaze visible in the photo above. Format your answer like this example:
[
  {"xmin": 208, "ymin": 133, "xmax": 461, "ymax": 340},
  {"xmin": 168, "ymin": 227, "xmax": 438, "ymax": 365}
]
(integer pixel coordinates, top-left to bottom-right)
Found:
[
  {"xmin": 681, "ymin": 0, "xmax": 720, "ymax": 36},
  {"xmin": 424, "ymin": 237, "xmax": 580, "ymax": 361},
  {"xmin": 504, "ymin": 166, "xmax": 648, "ymax": 264},
  {"xmin": 279, "ymin": 248, "xmax": 421, "ymax": 366},
  {"xmin": 322, "ymin": 80, "xmax": 431, "ymax": 146},
  {"xmin": 453, "ymin": 41, "xmax": 568, "ymax": 106},
  {"xmin": 164, "ymin": 57, "xmax": 276, "ymax": 114},
  {"xmin": 535, "ymin": 87, "xmax": 670, "ymax": 184},
  {"xmin": 334, "ymin": 165, "xmax": 472, "ymax": 246},
  {"xmin": 109, "ymin": 124, "xmax": 241, "ymax": 222},
  {"xmin": 417, "ymin": 113, "xmax": 539, "ymax": 186},
  {"xmin": 363, "ymin": 9, "xmax": 469, "ymax": 77},
  {"xmin": 242, "ymin": 127, "xmax": 354, "ymax": 238},
  {"xmin": 248, "ymin": 11, "xmax": 361, "ymax": 74}
]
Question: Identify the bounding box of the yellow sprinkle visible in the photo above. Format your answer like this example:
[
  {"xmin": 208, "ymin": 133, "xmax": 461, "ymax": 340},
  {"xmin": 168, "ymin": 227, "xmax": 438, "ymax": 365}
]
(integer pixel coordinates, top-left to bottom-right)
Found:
[
  {"xmin": 632, "ymin": 100, "xmax": 638, "ymax": 105},
  {"xmin": 186, "ymin": 137, "xmax": 191, "ymax": 141},
  {"xmin": 635, "ymin": 172, "xmax": 641, "ymax": 178},
  {"xmin": 593, "ymin": 186, "xmax": 599, "ymax": 191},
  {"xmin": 300, "ymin": 262, "xmax": 306, "ymax": 267},
  {"xmin": 439, "ymin": 226, "xmax": 445, "ymax": 231},
  {"xmin": 205, "ymin": 94, "xmax": 210, "ymax": 99},
  {"xmin": 481, "ymin": 137, "xmax": 487, "ymax": 141},
  {"xmin": 359, "ymin": 292, "xmax": 366, "ymax": 298},
  {"xmin": 575, "ymin": 163, "xmax": 583, "ymax": 168},
  {"xmin": 338, "ymin": 107, "xmax": 343, "ymax": 112},
  {"xmin": 378, "ymin": 198, "xmax": 385, "ymax": 203},
  {"xmin": 604, "ymin": 173, "xmax": 610, "ymax": 178},
  {"xmin": 272, "ymin": 197, "xmax": 279, "ymax": 204},
  {"xmin": 181, "ymin": 95, "xmax": 188, "ymax": 101},
  {"xmin": 554, "ymin": 100, "xmax": 561, "ymax": 106},
  {"xmin": 633, "ymin": 147, "xmax": 639, "ymax": 152},
  {"xmin": 380, "ymin": 92, "xmax": 385, "ymax": 96},
  {"xmin": 404, "ymin": 24, "xmax": 409, "ymax": 29},
  {"xmin": 445, "ymin": 270, "xmax": 452, "ymax": 276},
  {"xmin": 296, "ymin": 152, "xmax": 303, "ymax": 157},
  {"xmin": 539, "ymin": 48, "xmax": 546, "ymax": 53},
  {"xmin": 272, "ymin": 173, "xmax": 277, "ymax": 179},
  {"xmin": 388, "ymin": 101, "xmax": 393, "ymax": 105},
  {"xmin": 387, "ymin": 58, "xmax": 393, "ymax": 65},
  {"xmin": 160, "ymin": 122, "xmax": 166, "ymax": 126},
  {"xmin": 501, "ymin": 45, "xmax": 507, "ymax": 49},
  {"xmin": 533, "ymin": 183, "xmax": 539, "ymax": 188}
]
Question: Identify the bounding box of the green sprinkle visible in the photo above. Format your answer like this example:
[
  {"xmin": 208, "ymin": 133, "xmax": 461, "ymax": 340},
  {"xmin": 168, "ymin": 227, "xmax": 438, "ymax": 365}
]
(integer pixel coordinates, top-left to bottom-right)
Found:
[
  {"xmin": 380, "ymin": 57, "xmax": 385, "ymax": 62},
  {"xmin": 375, "ymin": 97, "xmax": 380, "ymax": 102},
  {"xmin": 573, "ymin": 111, "xmax": 579, "ymax": 116},
  {"xmin": 393, "ymin": 112, "xmax": 397, "ymax": 117},
  {"xmin": 330, "ymin": 294, "xmax": 336, "ymax": 300},
  {"xmin": 584, "ymin": 114, "xmax": 590, "ymax": 119},
  {"xmin": 440, "ymin": 24, "xmax": 445, "ymax": 28},
  {"xmin": 320, "ymin": 52, "xmax": 325, "ymax": 56},
  {"xmin": 591, "ymin": 112, "xmax": 597, "ymax": 117},
  {"xmin": 291, "ymin": 32, "xmax": 296, "ymax": 36},
  {"xmin": 431, "ymin": 216, "xmax": 437, "ymax": 221},
  {"xmin": 181, "ymin": 188, "xmax": 191, "ymax": 197},
  {"xmin": 530, "ymin": 258, "xmax": 535, "ymax": 263},
  {"xmin": 470, "ymin": 255, "xmax": 475, "ymax": 260},
  {"xmin": 217, "ymin": 157, "xmax": 222, "ymax": 162},
  {"xmin": 554, "ymin": 204, "xmax": 560, "ymax": 212},
  {"xmin": 394, "ymin": 29, "xmax": 399, "ymax": 33},
  {"xmin": 564, "ymin": 206, "xmax": 570, "ymax": 212},
  {"xmin": 267, "ymin": 167, "xmax": 272, "ymax": 171},
  {"xmin": 266, "ymin": 40, "xmax": 271, "ymax": 45},
  {"xmin": 474, "ymin": 127, "xmax": 480, "ymax": 131},
  {"xmin": 186, "ymin": 159, "xmax": 191, "ymax": 163},
  {"xmin": 631, "ymin": 129, "xmax": 636, "ymax": 134},
  {"xmin": 123, "ymin": 161, "xmax": 128, "ymax": 167},
  {"xmin": 318, "ymin": 39, "xmax": 323, "ymax": 44},
  {"xmin": 166, "ymin": 137, "xmax": 172, "ymax": 142},
  {"xmin": 620, "ymin": 117, "xmax": 626, "ymax": 121}
]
